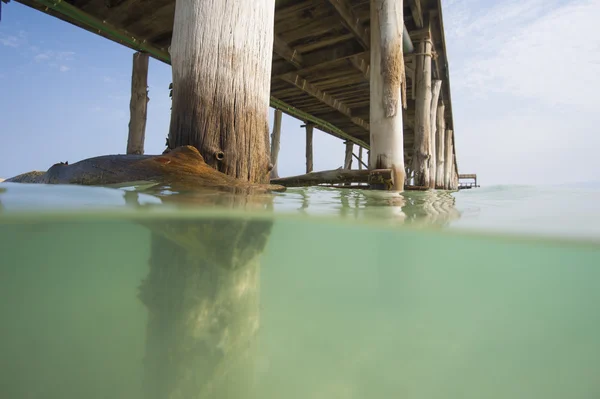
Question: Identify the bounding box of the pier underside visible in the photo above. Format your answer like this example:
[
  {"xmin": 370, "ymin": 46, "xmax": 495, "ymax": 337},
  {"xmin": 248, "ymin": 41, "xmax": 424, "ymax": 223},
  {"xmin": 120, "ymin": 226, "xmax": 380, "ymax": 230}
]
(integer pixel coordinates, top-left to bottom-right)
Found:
[{"xmin": 17, "ymin": 0, "xmax": 456, "ymax": 167}]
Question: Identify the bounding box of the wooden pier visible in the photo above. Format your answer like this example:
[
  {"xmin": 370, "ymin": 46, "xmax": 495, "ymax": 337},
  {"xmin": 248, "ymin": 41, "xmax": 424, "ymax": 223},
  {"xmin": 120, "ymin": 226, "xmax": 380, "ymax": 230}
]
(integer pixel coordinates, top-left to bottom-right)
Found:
[
  {"xmin": 458, "ymin": 173, "xmax": 479, "ymax": 190},
  {"xmin": 13, "ymin": 0, "xmax": 464, "ymax": 191}
]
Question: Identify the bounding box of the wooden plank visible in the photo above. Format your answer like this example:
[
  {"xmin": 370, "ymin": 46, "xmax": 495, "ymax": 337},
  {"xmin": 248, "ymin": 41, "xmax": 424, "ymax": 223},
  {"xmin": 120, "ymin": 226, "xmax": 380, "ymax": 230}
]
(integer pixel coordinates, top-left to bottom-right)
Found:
[
  {"xmin": 326, "ymin": 0, "xmax": 369, "ymax": 49},
  {"xmin": 279, "ymin": 72, "xmax": 370, "ymax": 131}
]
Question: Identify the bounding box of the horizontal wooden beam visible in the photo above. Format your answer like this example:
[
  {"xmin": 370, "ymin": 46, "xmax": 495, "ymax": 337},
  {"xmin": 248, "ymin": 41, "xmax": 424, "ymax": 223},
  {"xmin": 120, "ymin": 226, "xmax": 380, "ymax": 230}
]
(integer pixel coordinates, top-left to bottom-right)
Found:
[
  {"xmin": 273, "ymin": 34, "xmax": 303, "ymax": 68},
  {"xmin": 279, "ymin": 72, "xmax": 370, "ymax": 131},
  {"xmin": 271, "ymin": 169, "xmax": 392, "ymax": 187},
  {"xmin": 272, "ymin": 40, "xmax": 365, "ymax": 77},
  {"xmin": 407, "ymin": 0, "xmax": 424, "ymax": 28},
  {"xmin": 349, "ymin": 54, "xmax": 369, "ymax": 80},
  {"xmin": 326, "ymin": 0, "xmax": 369, "ymax": 49}
]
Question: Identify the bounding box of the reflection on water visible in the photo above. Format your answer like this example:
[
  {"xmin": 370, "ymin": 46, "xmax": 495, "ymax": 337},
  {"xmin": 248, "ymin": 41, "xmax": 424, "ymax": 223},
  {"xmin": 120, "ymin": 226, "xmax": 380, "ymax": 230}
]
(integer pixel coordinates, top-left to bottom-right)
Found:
[{"xmin": 1, "ymin": 183, "xmax": 600, "ymax": 399}]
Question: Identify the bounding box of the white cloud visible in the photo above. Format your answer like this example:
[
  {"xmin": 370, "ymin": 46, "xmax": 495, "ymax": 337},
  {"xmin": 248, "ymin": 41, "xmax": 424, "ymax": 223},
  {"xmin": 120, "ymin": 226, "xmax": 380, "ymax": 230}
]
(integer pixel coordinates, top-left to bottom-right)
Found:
[
  {"xmin": 59, "ymin": 65, "xmax": 70, "ymax": 72},
  {"xmin": 0, "ymin": 30, "xmax": 27, "ymax": 48},
  {"xmin": 34, "ymin": 52, "xmax": 51, "ymax": 62},
  {"xmin": 442, "ymin": 0, "xmax": 600, "ymax": 184},
  {"xmin": 0, "ymin": 35, "xmax": 19, "ymax": 47}
]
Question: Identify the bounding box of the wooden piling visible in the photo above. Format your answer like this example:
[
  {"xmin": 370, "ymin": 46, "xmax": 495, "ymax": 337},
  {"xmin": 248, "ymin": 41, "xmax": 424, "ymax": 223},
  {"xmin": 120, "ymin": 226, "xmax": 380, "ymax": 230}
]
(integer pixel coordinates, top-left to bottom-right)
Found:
[
  {"xmin": 444, "ymin": 128, "xmax": 453, "ymax": 189},
  {"xmin": 305, "ymin": 123, "xmax": 314, "ymax": 173},
  {"xmin": 126, "ymin": 51, "xmax": 149, "ymax": 155},
  {"xmin": 270, "ymin": 109, "xmax": 282, "ymax": 179},
  {"xmin": 413, "ymin": 35, "xmax": 433, "ymax": 187},
  {"xmin": 344, "ymin": 141, "xmax": 353, "ymax": 169},
  {"xmin": 429, "ymin": 80, "xmax": 442, "ymax": 188},
  {"xmin": 167, "ymin": 0, "xmax": 274, "ymax": 183},
  {"xmin": 369, "ymin": 0, "xmax": 406, "ymax": 190},
  {"xmin": 358, "ymin": 147, "xmax": 363, "ymax": 170},
  {"xmin": 435, "ymin": 103, "xmax": 446, "ymax": 189},
  {"xmin": 144, "ymin": 1, "xmax": 277, "ymax": 398}
]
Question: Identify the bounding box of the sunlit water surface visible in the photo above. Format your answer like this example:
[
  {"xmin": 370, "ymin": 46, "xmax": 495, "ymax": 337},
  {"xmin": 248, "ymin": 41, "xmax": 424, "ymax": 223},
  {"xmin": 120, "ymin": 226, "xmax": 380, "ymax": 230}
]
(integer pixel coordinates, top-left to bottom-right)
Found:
[{"xmin": 1, "ymin": 182, "xmax": 599, "ymax": 399}]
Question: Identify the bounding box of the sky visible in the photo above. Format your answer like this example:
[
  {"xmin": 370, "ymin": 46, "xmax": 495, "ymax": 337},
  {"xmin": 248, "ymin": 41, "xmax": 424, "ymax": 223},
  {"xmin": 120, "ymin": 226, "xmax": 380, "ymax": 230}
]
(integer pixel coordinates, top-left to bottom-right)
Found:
[{"xmin": 0, "ymin": 0, "xmax": 599, "ymax": 185}]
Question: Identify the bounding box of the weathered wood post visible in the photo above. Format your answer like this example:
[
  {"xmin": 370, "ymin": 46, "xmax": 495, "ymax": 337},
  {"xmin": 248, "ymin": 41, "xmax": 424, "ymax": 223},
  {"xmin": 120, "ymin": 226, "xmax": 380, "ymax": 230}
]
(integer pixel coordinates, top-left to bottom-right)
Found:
[
  {"xmin": 450, "ymin": 156, "xmax": 459, "ymax": 190},
  {"xmin": 142, "ymin": 1, "xmax": 277, "ymax": 398},
  {"xmin": 358, "ymin": 147, "xmax": 363, "ymax": 170},
  {"xmin": 167, "ymin": 0, "xmax": 273, "ymax": 182},
  {"xmin": 126, "ymin": 51, "xmax": 149, "ymax": 155},
  {"xmin": 429, "ymin": 80, "xmax": 442, "ymax": 188},
  {"xmin": 369, "ymin": 0, "xmax": 406, "ymax": 190},
  {"xmin": 435, "ymin": 103, "xmax": 446, "ymax": 188},
  {"xmin": 305, "ymin": 123, "xmax": 314, "ymax": 173},
  {"xmin": 270, "ymin": 109, "xmax": 283, "ymax": 179},
  {"xmin": 444, "ymin": 129, "xmax": 453, "ymax": 189},
  {"xmin": 413, "ymin": 32, "xmax": 433, "ymax": 187},
  {"xmin": 344, "ymin": 141, "xmax": 353, "ymax": 169}
]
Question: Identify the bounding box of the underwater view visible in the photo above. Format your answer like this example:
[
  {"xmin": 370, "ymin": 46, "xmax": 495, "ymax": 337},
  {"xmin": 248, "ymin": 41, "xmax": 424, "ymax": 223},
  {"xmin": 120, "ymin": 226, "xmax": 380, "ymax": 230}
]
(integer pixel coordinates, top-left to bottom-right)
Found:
[{"xmin": 1, "ymin": 183, "xmax": 599, "ymax": 399}]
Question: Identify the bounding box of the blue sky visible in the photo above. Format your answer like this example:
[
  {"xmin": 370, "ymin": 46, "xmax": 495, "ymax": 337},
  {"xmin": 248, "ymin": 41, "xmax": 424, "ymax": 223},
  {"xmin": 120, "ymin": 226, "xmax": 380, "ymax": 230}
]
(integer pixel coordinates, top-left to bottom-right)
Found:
[{"xmin": 1, "ymin": 0, "xmax": 599, "ymax": 185}]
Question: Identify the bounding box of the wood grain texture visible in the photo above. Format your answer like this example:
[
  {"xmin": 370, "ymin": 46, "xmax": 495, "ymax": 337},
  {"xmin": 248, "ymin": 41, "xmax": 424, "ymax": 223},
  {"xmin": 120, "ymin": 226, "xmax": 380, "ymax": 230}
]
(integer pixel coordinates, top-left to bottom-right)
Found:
[
  {"xmin": 168, "ymin": 0, "xmax": 275, "ymax": 184},
  {"xmin": 435, "ymin": 103, "xmax": 446, "ymax": 189},
  {"xmin": 270, "ymin": 109, "xmax": 282, "ymax": 179},
  {"xmin": 127, "ymin": 52, "xmax": 149, "ymax": 155},
  {"xmin": 429, "ymin": 79, "xmax": 442, "ymax": 188},
  {"xmin": 344, "ymin": 141, "xmax": 353, "ymax": 169},
  {"xmin": 413, "ymin": 38, "xmax": 432, "ymax": 187},
  {"xmin": 369, "ymin": 0, "xmax": 405, "ymax": 190},
  {"xmin": 306, "ymin": 123, "xmax": 314, "ymax": 173},
  {"xmin": 444, "ymin": 128, "xmax": 453, "ymax": 189}
]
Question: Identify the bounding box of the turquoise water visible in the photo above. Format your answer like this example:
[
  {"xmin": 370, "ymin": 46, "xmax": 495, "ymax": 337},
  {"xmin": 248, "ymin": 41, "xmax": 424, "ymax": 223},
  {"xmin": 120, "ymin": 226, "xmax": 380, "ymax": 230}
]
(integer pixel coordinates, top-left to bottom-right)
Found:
[{"xmin": 1, "ymin": 182, "xmax": 599, "ymax": 398}]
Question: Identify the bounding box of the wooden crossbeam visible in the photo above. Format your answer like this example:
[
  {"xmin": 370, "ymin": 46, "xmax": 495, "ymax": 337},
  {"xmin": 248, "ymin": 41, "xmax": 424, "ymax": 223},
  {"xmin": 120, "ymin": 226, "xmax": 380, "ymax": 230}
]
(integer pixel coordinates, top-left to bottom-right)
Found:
[
  {"xmin": 273, "ymin": 34, "xmax": 303, "ymax": 68},
  {"xmin": 279, "ymin": 72, "xmax": 370, "ymax": 131},
  {"xmin": 407, "ymin": 0, "xmax": 424, "ymax": 28},
  {"xmin": 326, "ymin": 0, "xmax": 369, "ymax": 49},
  {"xmin": 272, "ymin": 40, "xmax": 364, "ymax": 77},
  {"xmin": 349, "ymin": 54, "xmax": 369, "ymax": 80}
]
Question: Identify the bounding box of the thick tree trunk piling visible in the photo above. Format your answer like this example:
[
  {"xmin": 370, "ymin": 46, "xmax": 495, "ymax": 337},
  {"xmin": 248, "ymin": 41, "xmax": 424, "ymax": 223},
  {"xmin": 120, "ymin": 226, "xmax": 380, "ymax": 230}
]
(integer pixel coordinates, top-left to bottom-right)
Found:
[
  {"xmin": 413, "ymin": 37, "xmax": 433, "ymax": 187},
  {"xmin": 444, "ymin": 129, "xmax": 453, "ymax": 189},
  {"xmin": 344, "ymin": 141, "xmax": 353, "ymax": 169},
  {"xmin": 429, "ymin": 80, "xmax": 442, "ymax": 188},
  {"xmin": 358, "ymin": 147, "xmax": 363, "ymax": 170},
  {"xmin": 369, "ymin": 0, "xmax": 406, "ymax": 190},
  {"xmin": 127, "ymin": 52, "xmax": 149, "ymax": 155},
  {"xmin": 305, "ymin": 123, "xmax": 314, "ymax": 173},
  {"xmin": 167, "ymin": 0, "xmax": 275, "ymax": 184},
  {"xmin": 270, "ymin": 109, "xmax": 282, "ymax": 179},
  {"xmin": 435, "ymin": 103, "xmax": 446, "ymax": 189}
]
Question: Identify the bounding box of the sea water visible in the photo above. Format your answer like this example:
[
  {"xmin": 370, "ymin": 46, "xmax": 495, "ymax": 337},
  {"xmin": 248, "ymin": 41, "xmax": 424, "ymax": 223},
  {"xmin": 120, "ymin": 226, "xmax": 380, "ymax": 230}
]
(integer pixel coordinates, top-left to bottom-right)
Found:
[{"xmin": 0, "ymin": 182, "xmax": 599, "ymax": 399}]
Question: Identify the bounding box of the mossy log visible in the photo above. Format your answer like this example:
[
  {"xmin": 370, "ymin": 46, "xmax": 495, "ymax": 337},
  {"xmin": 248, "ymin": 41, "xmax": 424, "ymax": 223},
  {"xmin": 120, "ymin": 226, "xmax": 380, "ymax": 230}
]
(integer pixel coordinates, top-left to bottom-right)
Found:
[{"xmin": 3, "ymin": 146, "xmax": 285, "ymax": 194}]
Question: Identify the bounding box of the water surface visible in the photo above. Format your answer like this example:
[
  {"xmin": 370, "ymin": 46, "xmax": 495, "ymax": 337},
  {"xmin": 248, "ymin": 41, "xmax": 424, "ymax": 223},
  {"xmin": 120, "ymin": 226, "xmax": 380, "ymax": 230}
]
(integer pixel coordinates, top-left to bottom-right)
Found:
[{"xmin": 0, "ymin": 182, "xmax": 599, "ymax": 398}]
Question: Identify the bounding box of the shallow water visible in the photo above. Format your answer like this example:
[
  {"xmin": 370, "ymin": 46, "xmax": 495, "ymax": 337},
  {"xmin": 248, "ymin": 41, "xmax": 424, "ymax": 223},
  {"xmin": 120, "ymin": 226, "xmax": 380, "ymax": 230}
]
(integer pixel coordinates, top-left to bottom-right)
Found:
[{"xmin": 0, "ymin": 182, "xmax": 599, "ymax": 399}]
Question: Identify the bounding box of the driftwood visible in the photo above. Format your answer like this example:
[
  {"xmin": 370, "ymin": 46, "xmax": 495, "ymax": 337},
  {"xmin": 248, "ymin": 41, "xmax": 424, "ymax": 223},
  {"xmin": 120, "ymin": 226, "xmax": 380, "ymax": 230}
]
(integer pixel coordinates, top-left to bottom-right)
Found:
[
  {"xmin": 3, "ymin": 146, "xmax": 285, "ymax": 194},
  {"xmin": 271, "ymin": 168, "xmax": 393, "ymax": 188}
]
